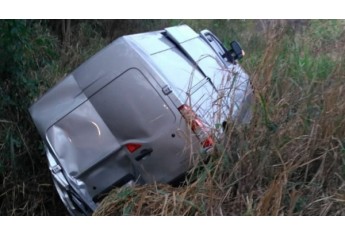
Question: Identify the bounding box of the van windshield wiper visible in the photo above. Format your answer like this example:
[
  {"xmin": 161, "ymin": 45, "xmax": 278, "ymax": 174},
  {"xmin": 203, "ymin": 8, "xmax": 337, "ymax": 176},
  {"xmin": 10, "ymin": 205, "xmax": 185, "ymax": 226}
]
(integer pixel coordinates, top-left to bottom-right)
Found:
[{"xmin": 162, "ymin": 31, "xmax": 218, "ymax": 93}]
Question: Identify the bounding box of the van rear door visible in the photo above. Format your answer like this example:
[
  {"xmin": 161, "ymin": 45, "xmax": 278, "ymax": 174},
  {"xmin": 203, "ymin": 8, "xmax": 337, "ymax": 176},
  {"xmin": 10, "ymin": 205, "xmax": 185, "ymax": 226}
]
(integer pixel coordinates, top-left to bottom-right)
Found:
[{"xmin": 89, "ymin": 68, "xmax": 191, "ymax": 184}]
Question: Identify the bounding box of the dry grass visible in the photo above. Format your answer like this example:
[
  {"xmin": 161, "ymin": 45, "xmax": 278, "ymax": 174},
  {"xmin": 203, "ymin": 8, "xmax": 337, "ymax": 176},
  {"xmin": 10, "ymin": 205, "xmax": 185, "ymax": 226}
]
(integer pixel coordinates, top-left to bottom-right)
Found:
[{"xmin": 94, "ymin": 184, "xmax": 211, "ymax": 216}]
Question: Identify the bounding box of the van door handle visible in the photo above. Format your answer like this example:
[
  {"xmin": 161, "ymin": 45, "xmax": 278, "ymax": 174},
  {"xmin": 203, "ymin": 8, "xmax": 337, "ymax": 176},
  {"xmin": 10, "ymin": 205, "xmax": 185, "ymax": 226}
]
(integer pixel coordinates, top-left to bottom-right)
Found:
[{"xmin": 135, "ymin": 148, "xmax": 153, "ymax": 161}]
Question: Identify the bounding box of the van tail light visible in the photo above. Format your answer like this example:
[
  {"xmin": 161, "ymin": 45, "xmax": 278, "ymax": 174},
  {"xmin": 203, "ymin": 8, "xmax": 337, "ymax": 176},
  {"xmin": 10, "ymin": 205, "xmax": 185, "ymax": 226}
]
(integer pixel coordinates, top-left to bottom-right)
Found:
[
  {"xmin": 126, "ymin": 143, "xmax": 142, "ymax": 153},
  {"xmin": 178, "ymin": 104, "xmax": 214, "ymax": 149}
]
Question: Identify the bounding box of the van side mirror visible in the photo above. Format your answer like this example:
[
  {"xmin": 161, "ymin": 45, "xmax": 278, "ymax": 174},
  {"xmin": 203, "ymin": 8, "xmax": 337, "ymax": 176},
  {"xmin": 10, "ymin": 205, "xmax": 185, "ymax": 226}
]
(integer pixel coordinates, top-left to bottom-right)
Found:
[
  {"xmin": 222, "ymin": 40, "xmax": 245, "ymax": 64},
  {"xmin": 230, "ymin": 41, "xmax": 244, "ymax": 60}
]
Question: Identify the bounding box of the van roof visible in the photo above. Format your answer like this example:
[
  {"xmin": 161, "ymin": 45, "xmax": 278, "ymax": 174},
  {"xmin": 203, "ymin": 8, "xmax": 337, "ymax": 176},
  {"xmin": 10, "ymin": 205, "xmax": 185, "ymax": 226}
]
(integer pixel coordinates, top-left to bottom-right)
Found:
[{"xmin": 124, "ymin": 25, "xmax": 199, "ymax": 55}]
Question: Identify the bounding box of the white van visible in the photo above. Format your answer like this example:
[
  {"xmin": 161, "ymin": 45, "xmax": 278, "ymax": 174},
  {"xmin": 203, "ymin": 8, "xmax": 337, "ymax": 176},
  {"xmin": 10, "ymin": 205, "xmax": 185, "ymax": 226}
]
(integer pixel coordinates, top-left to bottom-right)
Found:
[{"xmin": 29, "ymin": 25, "xmax": 253, "ymax": 215}]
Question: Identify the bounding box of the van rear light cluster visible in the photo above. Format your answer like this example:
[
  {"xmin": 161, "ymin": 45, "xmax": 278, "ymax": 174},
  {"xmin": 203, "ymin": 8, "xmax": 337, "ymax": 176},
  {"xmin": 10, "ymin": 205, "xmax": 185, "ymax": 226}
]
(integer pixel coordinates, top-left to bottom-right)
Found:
[
  {"xmin": 178, "ymin": 104, "xmax": 214, "ymax": 149},
  {"xmin": 126, "ymin": 143, "xmax": 142, "ymax": 153}
]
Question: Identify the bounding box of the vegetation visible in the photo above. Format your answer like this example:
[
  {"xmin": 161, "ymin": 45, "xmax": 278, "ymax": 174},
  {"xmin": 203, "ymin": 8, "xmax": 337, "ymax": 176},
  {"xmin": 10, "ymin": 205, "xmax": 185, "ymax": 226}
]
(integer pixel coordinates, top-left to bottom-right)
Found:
[{"xmin": 1, "ymin": 20, "xmax": 345, "ymax": 216}]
